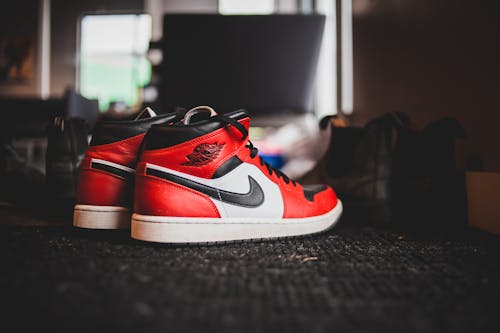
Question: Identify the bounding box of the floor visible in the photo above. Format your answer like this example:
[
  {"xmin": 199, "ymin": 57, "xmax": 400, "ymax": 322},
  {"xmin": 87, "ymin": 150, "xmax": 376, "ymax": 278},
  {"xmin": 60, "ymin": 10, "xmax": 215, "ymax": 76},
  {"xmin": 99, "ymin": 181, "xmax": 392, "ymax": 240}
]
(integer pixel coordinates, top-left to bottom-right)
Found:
[{"xmin": 1, "ymin": 204, "xmax": 499, "ymax": 333}]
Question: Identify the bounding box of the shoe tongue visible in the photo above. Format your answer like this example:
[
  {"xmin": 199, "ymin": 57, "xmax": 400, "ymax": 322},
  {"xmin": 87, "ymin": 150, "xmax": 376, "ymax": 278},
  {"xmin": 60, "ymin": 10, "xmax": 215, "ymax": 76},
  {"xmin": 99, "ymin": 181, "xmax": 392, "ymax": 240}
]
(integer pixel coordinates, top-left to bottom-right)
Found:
[
  {"xmin": 182, "ymin": 105, "xmax": 218, "ymax": 125},
  {"xmin": 182, "ymin": 106, "xmax": 251, "ymax": 136},
  {"xmin": 134, "ymin": 107, "xmax": 157, "ymax": 120}
]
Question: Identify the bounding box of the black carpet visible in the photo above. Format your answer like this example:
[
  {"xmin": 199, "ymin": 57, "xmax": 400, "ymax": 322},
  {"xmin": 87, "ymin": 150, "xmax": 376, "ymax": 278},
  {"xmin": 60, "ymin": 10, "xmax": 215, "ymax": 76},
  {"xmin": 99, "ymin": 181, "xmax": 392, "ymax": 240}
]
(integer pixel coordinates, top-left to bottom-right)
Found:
[{"xmin": 1, "ymin": 220, "xmax": 500, "ymax": 333}]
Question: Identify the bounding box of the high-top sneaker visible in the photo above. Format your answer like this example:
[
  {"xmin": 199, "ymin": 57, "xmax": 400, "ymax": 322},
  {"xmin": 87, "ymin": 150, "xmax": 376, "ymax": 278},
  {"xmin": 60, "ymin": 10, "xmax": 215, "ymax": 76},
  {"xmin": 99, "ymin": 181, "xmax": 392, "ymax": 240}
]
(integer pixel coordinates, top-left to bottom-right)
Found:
[
  {"xmin": 132, "ymin": 106, "xmax": 342, "ymax": 243},
  {"xmin": 73, "ymin": 108, "xmax": 181, "ymax": 229}
]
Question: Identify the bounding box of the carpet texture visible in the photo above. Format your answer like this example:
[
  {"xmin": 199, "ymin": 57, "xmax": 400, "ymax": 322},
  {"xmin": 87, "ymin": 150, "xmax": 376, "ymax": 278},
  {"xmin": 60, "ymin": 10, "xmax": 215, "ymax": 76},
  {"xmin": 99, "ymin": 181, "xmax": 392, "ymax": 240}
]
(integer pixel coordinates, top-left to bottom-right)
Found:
[{"xmin": 1, "ymin": 222, "xmax": 499, "ymax": 333}]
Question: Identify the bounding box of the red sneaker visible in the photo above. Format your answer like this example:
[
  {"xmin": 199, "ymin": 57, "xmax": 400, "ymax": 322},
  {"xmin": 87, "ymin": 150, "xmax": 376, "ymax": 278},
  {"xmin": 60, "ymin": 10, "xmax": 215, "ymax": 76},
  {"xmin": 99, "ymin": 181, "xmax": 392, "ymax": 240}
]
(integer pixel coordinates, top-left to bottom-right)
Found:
[
  {"xmin": 73, "ymin": 108, "xmax": 181, "ymax": 229},
  {"xmin": 132, "ymin": 106, "xmax": 342, "ymax": 243}
]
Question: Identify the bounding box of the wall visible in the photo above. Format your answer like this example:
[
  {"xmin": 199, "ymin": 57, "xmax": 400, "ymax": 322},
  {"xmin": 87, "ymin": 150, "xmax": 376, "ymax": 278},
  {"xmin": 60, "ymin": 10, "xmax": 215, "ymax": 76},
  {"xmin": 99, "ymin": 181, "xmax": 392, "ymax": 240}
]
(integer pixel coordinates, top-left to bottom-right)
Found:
[
  {"xmin": 351, "ymin": 0, "xmax": 500, "ymax": 171},
  {"xmin": 0, "ymin": 0, "xmax": 40, "ymax": 97},
  {"xmin": 49, "ymin": 0, "xmax": 305, "ymax": 97}
]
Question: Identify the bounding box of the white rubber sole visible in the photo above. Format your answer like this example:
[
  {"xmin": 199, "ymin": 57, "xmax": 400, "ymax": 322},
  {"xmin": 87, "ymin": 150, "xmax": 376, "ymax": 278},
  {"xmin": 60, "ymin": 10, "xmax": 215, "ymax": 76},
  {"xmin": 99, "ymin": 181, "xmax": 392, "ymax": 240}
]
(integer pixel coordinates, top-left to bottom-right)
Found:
[
  {"xmin": 73, "ymin": 205, "xmax": 131, "ymax": 229},
  {"xmin": 131, "ymin": 200, "xmax": 342, "ymax": 244}
]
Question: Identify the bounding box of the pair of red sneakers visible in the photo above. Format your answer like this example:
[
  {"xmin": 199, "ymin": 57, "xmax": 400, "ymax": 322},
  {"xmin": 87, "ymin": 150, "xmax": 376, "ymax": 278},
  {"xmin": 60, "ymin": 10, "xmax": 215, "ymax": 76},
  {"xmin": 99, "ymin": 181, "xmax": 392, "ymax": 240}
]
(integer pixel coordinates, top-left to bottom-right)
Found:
[{"xmin": 74, "ymin": 106, "xmax": 342, "ymax": 243}]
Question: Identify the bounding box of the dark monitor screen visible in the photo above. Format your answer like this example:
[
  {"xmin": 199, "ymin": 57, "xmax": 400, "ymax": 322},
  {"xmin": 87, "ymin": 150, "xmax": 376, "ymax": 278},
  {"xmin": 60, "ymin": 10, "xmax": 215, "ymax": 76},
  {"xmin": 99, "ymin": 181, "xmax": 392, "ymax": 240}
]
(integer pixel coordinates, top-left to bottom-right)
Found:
[{"xmin": 161, "ymin": 14, "xmax": 325, "ymax": 115}]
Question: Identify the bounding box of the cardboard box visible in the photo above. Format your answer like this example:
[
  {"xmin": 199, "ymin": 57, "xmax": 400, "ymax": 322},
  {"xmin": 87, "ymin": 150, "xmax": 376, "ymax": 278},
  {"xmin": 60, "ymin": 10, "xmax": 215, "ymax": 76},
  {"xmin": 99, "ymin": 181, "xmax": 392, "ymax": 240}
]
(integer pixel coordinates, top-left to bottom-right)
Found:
[{"xmin": 466, "ymin": 171, "xmax": 500, "ymax": 234}]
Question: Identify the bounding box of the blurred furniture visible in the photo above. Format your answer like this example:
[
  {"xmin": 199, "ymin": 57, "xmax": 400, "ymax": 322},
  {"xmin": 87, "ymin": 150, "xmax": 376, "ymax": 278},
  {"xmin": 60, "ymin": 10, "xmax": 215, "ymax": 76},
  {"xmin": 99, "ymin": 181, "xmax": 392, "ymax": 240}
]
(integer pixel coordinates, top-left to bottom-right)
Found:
[
  {"xmin": 152, "ymin": 14, "xmax": 325, "ymax": 117},
  {"xmin": 0, "ymin": 89, "xmax": 99, "ymax": 140},
  {"xmin": 0, "ymin": 89, "xmax": 97, "ymax": 174}
]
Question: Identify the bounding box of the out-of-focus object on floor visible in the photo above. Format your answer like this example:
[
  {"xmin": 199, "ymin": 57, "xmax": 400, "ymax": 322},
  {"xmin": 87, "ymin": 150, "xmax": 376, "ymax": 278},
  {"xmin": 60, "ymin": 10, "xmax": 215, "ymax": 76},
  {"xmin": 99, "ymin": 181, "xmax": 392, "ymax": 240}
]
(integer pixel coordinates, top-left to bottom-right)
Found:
[
  {"xmin": 302, "ymin": 113, "xmax": 468, "ymax": 231},
  {"xmin": 466, "ymin": 171, "xmax": 500, "ymax": 234},
  {"xmin": 46, "ymin": 116, "xmax": 89, "ymax": 217},
  {"xmin": 391, "ymin": 116, "xmax": 467, "ymax": 231},
  {"xmin": 249, "ymin": 126, "xmax": 285, "ymax": 169},
  {"xmin": 301, "ymin": 113, "xmax": 400, "ymax": 225},
  {"xmin": 249, "ymin": 113, "xmax": 328, "ymax": 179},
  {"xmin": 0, "ymin": 89, "xmax": 96, "ymax": 214},
  {"xmin": 0, "ymin": 142, "xmax": 46, "ymax": 207}
]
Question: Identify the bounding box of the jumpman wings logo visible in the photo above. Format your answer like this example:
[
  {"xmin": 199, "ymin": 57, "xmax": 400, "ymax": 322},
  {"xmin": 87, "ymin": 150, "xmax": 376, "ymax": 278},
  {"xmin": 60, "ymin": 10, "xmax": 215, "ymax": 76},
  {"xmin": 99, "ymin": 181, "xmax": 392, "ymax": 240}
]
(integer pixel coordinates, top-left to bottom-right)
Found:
[{"xmin": 182, "ymin": 143, "xmax": 225, "ymax": 166}]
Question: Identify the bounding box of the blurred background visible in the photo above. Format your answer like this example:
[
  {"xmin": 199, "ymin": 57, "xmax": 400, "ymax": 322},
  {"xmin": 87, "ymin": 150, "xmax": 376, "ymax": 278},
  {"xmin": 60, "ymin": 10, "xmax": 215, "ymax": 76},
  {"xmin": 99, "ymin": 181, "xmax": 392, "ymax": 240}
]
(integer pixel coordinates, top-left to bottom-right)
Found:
[
  {"xmin": 1, "ymin": 2, "xmax": 500, "ymax": 332},
  {"xmin": 1, "ymin": 0, "xmax": 499, "ymax": 220},
  {"xmin": 1, "ymin": 0, "xmax": 499, "ymax": 166}
]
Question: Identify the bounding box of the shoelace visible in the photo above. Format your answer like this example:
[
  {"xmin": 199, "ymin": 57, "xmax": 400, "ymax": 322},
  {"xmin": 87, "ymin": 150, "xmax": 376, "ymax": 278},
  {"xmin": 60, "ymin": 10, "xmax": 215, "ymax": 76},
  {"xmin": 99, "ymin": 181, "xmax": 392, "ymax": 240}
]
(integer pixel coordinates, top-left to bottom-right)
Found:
[{"xmin": 213, "ymin": 114, "xmax": 297, "ymax": 186}]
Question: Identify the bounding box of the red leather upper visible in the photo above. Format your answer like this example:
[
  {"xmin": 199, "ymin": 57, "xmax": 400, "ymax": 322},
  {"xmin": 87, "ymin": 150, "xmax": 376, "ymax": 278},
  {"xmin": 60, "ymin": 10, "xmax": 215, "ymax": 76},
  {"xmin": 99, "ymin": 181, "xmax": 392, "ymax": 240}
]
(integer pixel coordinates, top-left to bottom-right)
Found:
[
  {"xmin": 76, "ymin": 133, "xmax": 145, "ymax": 207},
  {"xmin": 134, "ymin": 163, "xmax": 220, "ymax": 217},
  {"xmin": 76, "ymin": 161, "xmax": 131, "ymax": 207},
  {"xmin": 84, "ymin": 133, "xmax": 145, "ymax": 168},
  {"xmin": 139, "ymin": 118, "xmax": 250, "ymax": 178},
  {"xmin": 136, "ymin": 117, "xmax": 338, "ymax": 218}
]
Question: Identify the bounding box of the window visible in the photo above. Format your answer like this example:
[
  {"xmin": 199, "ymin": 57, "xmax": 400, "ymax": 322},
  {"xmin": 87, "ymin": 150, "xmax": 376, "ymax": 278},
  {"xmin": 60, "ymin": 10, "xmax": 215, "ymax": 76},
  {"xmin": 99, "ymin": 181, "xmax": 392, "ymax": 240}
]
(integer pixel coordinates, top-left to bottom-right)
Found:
[
  {"xmin": 219, "ymin": 0, "xmax": 275, "ymax": 15},
  {"xmin": 315, "ymin": 0, "xmax": 337, "ymax": 116},
  {"xmin": 79, "ymin": 14, "xmax": 151, "ymax": 111}
]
